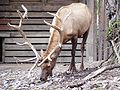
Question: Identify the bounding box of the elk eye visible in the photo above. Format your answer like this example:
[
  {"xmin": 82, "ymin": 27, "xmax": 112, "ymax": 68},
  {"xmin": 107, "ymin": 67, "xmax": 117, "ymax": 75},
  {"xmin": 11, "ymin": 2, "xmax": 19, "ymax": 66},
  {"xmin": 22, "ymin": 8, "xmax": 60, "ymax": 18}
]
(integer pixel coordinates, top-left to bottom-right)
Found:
[{"xmin": 44, "ymin": 60, "xmax": 49, "ymax": 63}]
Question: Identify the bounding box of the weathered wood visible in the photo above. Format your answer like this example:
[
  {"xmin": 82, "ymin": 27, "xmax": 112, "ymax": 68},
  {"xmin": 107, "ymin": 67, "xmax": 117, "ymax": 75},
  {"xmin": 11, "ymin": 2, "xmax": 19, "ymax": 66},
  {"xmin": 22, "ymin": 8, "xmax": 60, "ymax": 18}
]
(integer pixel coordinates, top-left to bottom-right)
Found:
[
  {"xmin": 5, "ymin": 56, "xmax": 84, "ymax": 63},
  {"xmin": 0, "ymin": 19, "xmax": 10, "ymax": 25},
  {"xmin": 2, "ymin": 38, "xmax": 5, "ymax": 63},
  {"xmin": 4, "ymin": 38, "xmax": 83, "ymax": 44},
  {"xmin": 5, "ymin": 38, "xmax": 49, "ymax": 44},
  {"xmin": 93, "ymin": 0, "xmax": 97, "ymax": 61},
  {"xmin": 10, "ymin": 19, "xmax": 52, "ymax": 25},
  {"xmin": 69, "ymin": 64, "xmax": 120, "ymax": 88},
  {"xmin": 9, "ymin": 25, "xmax": 50, "ymax": 30},
  {"xmin": 9, "ymin": 12, "xmax": 53, "ymax": 18},
  {"xmin": 97, "ymin": 0, "xmax": 107, "ymax": 61},
  {"xmin": 86, "ymin": 0, "xmax": 94, "ymax": 62},
  {"xmin": 0, "ymin": 25, "xmax": 10, "ymax": 30},
  {"xmin": 0, "ymin": 0, "xmax": 9, "ymax": 4},
  {"xmin": 0, "ymin": 31, "xmax": 10, "ymax": 37},
  {"xmin": 10, "ymin": 0, "xmax": 41, "ymax": 2},
  {"xmin": 10, "ymin": 31, "xmax": 50, "ymax": 38},
  {"xmin": 5, "ymin": 44, "xmax": 85, "ymax": 51},
  {"xmin": 0, "ymin": 0, "xmax": 88, "ymax": 63},
  {"xmin": 0, "ymin": 3, "xmax": 61, "ymax": 11},
  {"xmin": 5, "ymin": 50, "xmax": 85, "ymax": 57}
]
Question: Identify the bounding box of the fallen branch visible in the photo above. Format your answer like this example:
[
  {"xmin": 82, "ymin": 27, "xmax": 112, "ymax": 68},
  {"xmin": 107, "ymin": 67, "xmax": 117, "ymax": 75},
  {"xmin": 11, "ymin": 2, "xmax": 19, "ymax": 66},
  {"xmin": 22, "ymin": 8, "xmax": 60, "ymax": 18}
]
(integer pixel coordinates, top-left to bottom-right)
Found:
[
  {"xmin": 110, "ymin": 40, "xmax": 120, "ymax": 61},
  {"xmin": 99, "ymin": 52, "xmax": 114, "ymax": 67},
  {"xmin": 68, "ymin": 64, "xmax": 120, "ymax": 88}
]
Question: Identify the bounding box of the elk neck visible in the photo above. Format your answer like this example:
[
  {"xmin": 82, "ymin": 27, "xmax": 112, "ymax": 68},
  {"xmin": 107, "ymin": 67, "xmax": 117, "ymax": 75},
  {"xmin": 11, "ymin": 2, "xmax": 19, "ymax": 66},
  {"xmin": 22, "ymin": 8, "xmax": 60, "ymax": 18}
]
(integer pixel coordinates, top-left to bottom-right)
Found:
[{"xmin": 44, "ymin": 29, "xmax": 62, "ymax": 58}]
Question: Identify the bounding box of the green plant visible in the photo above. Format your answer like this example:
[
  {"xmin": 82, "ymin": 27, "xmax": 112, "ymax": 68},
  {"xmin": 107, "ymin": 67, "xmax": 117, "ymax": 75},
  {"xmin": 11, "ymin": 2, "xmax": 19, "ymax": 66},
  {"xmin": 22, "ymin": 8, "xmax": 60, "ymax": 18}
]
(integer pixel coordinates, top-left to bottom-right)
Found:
[{"xmin": 107, "ymin": 19, "xmax": 120, "ymax": 41}]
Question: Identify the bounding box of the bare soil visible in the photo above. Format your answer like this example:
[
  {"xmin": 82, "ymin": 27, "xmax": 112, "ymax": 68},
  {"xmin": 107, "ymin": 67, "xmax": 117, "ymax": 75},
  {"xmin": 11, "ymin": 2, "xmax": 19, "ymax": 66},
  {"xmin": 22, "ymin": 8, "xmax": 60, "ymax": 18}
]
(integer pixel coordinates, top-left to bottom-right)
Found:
[{"xmin": 0, "ymin": 62, "xmax": 120, "ymax": 90}]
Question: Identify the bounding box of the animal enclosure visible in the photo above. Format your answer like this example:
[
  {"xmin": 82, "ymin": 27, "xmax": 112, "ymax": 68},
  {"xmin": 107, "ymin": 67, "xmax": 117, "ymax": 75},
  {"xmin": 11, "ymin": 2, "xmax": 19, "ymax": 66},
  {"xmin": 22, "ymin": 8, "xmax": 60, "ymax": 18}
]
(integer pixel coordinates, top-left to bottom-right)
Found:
[{"xmin": 0, "ymin": 0, "xmax": 119, "ymax": 63}]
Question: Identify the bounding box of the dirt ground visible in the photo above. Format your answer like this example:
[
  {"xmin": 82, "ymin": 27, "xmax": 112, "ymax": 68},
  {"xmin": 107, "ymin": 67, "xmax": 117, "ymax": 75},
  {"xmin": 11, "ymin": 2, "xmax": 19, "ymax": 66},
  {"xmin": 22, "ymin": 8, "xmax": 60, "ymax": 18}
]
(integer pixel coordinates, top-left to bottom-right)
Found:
[{"xmin": 0, "ymin": 62, "xmax": 120, "ymax": 90}]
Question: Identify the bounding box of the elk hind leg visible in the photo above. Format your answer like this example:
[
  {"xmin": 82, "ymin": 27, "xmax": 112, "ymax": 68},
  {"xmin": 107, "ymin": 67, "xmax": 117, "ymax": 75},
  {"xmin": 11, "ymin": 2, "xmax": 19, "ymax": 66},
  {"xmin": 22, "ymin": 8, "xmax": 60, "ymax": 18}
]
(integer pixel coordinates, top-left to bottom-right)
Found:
[
  {"xmin": 80, "ymin": 30, "xmax": 89, "ymax": 71},
  {"xmin": 68, "ymin": 37, "xmax": 78, "ymax": 72}
]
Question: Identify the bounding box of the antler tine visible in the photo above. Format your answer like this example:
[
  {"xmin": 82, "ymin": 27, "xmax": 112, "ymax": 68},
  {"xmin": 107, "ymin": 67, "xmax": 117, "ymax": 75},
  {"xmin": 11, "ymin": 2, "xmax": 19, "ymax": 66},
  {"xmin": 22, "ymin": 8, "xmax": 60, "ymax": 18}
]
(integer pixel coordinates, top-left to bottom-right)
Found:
[
  {"xmin": 44, "ymin": 20, "xmax": 63, "ymax": 44},
  {"xmin": 47, "ymin": 12, "xmax": 62, "ymax": 22},
  {"xmin": 8, "ymin": 5, "xmax": 41, "ymax": 77},
  {"xmin": 21, "ymin": 4, "xmax": 28, "ymax": 18},
  {"xmin": 44, "ymin": 20, "xmax": 61, "ymax": 32},
  {"xmin": 37, "ymin": 43, "xmax": 62, "ymax": 67}
]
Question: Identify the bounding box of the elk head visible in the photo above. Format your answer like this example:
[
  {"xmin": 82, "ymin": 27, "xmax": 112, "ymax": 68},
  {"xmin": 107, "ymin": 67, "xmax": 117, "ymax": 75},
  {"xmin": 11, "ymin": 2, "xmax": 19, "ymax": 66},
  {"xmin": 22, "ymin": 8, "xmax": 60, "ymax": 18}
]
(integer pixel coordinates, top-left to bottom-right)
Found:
[{"xmin": 38, "ymin": 45, "xmax": 62, "ymax": 81}]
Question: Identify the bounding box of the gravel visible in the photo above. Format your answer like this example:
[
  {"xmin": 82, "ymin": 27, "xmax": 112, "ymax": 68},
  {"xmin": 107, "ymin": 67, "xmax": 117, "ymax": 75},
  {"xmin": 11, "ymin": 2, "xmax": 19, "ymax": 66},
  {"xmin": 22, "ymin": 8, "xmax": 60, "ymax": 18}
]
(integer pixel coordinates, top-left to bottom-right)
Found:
[{"xmin": 0, "ymin": 63, "xmax": 120, "ymax": 90}]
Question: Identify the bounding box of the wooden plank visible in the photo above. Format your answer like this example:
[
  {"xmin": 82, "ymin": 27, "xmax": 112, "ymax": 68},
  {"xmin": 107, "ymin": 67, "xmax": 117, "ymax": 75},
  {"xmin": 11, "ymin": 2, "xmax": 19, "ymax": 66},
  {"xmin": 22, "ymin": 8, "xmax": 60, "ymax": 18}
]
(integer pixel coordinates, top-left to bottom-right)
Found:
[
  {"xmin": 47, "ymin": 0, "xmax": 79, "ymax": 5},
  {"xmin": 0, "ymin": 3, "xmax": 61, "ymax": 11},
  {"xmin": 5, "ymin": 50, "xmax": 86, "ymax": 57},
  {"xmin": 0, "ymin": 19, "xmax": 10, "ymax": 25},
  {"xmin": 0, "ymin": 31, "xmax": 10, "ymax": 37},
  {"xmin": 0, "ymin": 25, "xmax": 10, "ymax": 30},
  {"xmin": 10, "ymin": 0, "xmax": 41, "ymax": 2},
  {"xmin": 9, "ymin": 12, "xmax": 54, "ymax": 18},
  {"xmin": 10, "ymin": 31, "xmax": 50, "ymax": 38},
  {"xmin": 5, "ymin": 44, "xmax": 47, "ymax": 50},
  {"xmin": 10, "ymin": 19, "xmax": 52, "ymax": 25},
  {"xmin": 4, "ymin": 38, "xmax": 49, "ymax": 44},
  {"xmin": 9, "ymin": 25, "xmax": 50, "ymax": 30},
  {"xmin": 57, "ymin": 57, "xmax": 85, "ymax": 63},
  {"xmin": 0, "ymin": 12, "xmax": 10, "ymax": 18},
  {"xmin": 4, "ymin": 38, "xmax": 83, "ymax": 44},
  {"xmin": 9, "ymin": 31, "xmax": 85, "ymax": 38},
  {"xmin": 0, "ymin": 0, "xmax": 9, "ymax": 4},
  {"xmin": 5, "ymin": 44, "xmax": 84, "ymax": 51},
  {"xmin": 5, "ymin": 56, "xmax": 84, "ymax": 63}
]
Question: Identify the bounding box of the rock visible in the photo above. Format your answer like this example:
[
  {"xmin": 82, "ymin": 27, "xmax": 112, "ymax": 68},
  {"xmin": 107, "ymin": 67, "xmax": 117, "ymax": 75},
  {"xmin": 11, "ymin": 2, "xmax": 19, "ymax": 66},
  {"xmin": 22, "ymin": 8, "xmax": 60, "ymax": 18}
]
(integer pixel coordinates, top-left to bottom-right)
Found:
[{"xmin": 72, "ymin": 87, "xmax": 79, "ymax": 90}]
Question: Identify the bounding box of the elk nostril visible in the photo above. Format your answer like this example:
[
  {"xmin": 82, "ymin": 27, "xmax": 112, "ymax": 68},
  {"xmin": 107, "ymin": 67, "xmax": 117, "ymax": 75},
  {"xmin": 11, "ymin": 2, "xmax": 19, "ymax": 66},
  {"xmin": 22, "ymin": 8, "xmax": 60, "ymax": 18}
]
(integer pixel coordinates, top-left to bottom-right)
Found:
[{"xmin": 40, "ymin": 78, "xmax": 46, "ymax": 81}]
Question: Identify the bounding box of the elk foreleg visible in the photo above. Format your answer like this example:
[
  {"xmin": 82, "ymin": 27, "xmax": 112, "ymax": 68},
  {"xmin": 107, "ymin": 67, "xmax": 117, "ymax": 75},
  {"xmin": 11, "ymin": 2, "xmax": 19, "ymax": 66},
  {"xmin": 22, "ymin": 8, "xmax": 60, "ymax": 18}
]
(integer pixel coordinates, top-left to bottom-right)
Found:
[
  {"xmin": 68, "ymin": 37, "xmax": 77, "ymax": 72},
  {"xmin": 80, "ymin": 30, "xmax": 89, "ymax": 71}
]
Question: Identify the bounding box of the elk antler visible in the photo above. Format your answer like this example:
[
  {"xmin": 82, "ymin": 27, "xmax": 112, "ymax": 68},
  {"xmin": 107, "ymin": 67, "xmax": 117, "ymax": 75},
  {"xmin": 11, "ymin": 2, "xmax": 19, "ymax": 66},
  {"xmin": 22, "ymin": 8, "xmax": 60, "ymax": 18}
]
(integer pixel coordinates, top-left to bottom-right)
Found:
[
  {"xmin": 37, "ymin": 43, "xmax": 62, "ymax": 66},
  {"xmin": 40, "ymin": 10, "xmax": 72, "ymax": 66},
  {"xmin": 44, "ymin": 20, "xmax": 63, "ymax": 45},
  {"xmin": 47, "ymin": 12, "xmax": 62, "ymax": 22},
  {"xmin": 8, "ymin": 5, "xmax": 44, "ymax": 77},
  {"xmin": 37, "ymin": 12, "xmax": 64, "ymax": 66},
  {"xmin": 44, "ymin": 9, "xmax": 71, "ymax": 44}
]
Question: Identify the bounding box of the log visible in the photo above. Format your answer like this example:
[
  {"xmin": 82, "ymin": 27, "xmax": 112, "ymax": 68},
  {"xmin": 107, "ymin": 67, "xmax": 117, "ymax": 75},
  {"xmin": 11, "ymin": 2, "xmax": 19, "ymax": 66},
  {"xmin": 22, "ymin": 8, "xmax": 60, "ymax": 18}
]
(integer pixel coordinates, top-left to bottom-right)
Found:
[{"xmin": 69, "ymin": 64, "xmax": 120, "ymax": 88}]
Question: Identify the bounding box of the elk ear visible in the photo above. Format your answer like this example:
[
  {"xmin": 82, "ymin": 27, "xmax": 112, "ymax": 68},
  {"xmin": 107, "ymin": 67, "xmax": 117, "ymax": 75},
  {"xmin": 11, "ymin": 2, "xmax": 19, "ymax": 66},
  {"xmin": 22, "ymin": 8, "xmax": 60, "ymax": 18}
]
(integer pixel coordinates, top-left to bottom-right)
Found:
[{"xmin": 40, "ymin": 49, "xmax": 44, "ymax": 57}]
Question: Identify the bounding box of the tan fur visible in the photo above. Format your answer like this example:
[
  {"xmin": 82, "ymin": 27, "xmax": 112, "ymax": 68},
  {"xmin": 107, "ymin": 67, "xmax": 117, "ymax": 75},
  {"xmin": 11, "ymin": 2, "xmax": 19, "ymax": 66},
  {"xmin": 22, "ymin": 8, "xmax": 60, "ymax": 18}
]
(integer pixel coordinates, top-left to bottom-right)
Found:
[
  {"xmin": 40, "ymin": 3, "xmax": 92, "ymax": 81},
  {"xmin": 44, "ymin": 3, "xmax": 92, "ymax": 57}
]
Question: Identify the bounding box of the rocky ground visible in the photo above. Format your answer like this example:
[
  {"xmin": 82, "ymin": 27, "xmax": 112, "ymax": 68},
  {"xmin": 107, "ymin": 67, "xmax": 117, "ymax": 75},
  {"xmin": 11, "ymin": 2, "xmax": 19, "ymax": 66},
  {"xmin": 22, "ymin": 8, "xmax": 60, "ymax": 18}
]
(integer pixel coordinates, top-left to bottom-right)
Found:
[{"xmin": 0, "ymin": 62, "xmax": 120, "ymax": 90}]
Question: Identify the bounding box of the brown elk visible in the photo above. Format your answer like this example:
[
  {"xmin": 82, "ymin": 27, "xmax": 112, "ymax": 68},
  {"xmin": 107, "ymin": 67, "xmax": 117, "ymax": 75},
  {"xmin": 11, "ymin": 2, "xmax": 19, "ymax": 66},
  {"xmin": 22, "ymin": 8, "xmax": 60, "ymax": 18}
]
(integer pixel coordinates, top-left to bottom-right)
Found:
[{"xmin": 8, "ymin": 3, "xmax": 92, "ymax": 81}]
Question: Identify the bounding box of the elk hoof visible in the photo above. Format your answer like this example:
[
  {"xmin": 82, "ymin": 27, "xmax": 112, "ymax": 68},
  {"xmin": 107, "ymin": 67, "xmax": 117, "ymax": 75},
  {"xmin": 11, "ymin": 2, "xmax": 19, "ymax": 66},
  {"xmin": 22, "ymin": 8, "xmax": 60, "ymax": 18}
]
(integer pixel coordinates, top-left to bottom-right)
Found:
[
  {"xmin": 80, "ymin": 63, "xmax": 84, "ymax": 71},
  {"xmin": 67, "ymin": 66, "xmax": 77, "ymax": 74},
  {"xmin": 40, "ymin": 78, "xmax": 47, "ymax": 82}
]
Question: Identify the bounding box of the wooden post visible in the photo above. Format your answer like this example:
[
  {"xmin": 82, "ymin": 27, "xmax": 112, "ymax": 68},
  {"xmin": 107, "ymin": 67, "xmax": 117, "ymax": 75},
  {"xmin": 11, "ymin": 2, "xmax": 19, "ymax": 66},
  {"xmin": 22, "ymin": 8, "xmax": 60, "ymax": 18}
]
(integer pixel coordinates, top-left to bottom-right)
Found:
[
  {"xmin": 86, "ymin": 0, "xmax": 95, "ymax": 61},
  {"xmin": 93, "ymin": 0, "xmax": 97, "ymax": 61},
  {"xmin": 97, "ymin": 0, "xmax": 107, "ymax": 61}
]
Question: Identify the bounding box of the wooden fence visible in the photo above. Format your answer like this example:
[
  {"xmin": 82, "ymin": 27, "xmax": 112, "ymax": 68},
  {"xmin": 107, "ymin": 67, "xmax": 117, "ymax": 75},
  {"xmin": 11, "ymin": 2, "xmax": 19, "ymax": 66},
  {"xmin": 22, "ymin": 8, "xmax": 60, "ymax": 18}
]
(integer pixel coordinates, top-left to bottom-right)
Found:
[
  {"xmin": 0, "ymin": 0, "xmax": 117, "ymax": 63},
  {"xmin": 0, "ymin": 0, "xmax": 86, "ymax": 63}
]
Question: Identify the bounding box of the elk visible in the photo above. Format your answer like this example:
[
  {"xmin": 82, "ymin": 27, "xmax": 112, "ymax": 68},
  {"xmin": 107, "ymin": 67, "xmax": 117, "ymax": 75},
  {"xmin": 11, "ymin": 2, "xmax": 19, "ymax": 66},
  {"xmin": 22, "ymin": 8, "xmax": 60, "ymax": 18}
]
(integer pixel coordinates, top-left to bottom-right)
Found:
[{"xmin": 8, "ymin": 3, "xmax": 92, "ymax": 81}]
